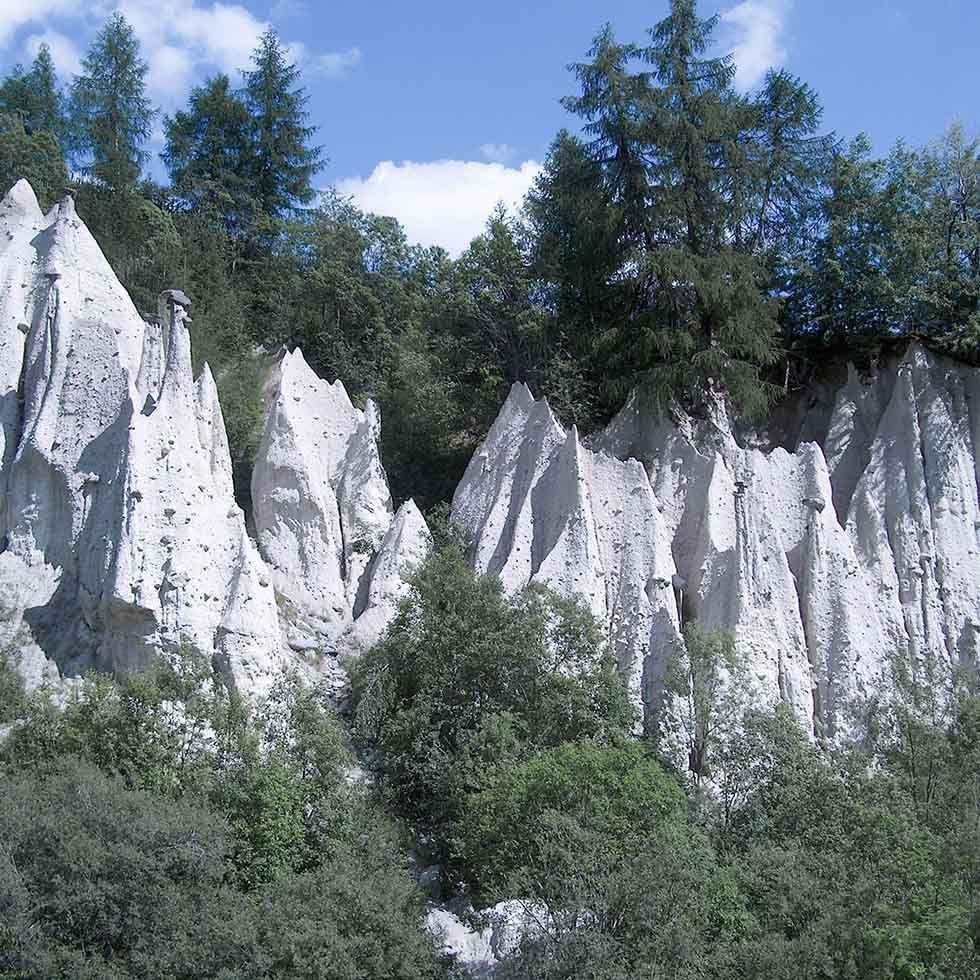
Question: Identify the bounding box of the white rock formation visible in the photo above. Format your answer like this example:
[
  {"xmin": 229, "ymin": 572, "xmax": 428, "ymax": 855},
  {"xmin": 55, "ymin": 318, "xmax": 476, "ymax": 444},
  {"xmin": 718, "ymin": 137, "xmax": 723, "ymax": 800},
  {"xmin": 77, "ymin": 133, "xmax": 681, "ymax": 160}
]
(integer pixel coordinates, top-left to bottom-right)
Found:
[
  {"xmin": 426, "ymin": 900, "xmax": 548, "ymax": 978},
  {"xmin": 452, "ymin": 383, "xmax": 684, "ymax": 737},
  {"xmin": 455, "ymin": 343, "xmax": 980, "ymax": 743},
  {"xmin": 4, "ymin": 176, "xmax": 978, "ymax": 745},
  {"xmin": 251, "ymin": 348, "xmax": 431, "ymax": 655},
  {"xmin": 0, "ymin": 181, "xmax": 285, "ymax": 694}
]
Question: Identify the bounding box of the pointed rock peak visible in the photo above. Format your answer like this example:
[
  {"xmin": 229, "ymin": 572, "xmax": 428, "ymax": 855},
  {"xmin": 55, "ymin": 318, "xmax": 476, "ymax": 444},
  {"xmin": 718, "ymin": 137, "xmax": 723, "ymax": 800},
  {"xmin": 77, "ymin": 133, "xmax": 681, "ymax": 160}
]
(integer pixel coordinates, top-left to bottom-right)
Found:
[
  {"xmin": 504, "ymin": 381, "xmax": 536, "ymax": 412},
  {"xmin": 279, "ymin": 346, "xmax": 355, "ymax": 409},
  {"xmin": 563, "ymin": 424, "xmax": 584, "ymax": 461},
  {"xmin": 195, "ymin": 362, "xmax": 218, "ymax": 401},
  {"xmin": 364, "ymin": 398, "xmax": 381, "ymax": 441},
  {"xmin": 391, "ymin": 497, "xmax": 429, "ymax": 534},
  {"xmin": 526, "ymin": 392, "xmax": 565, "ymax": 436},
  {"xmin": 55, "ymin": 190, "xmax": 77, "ymax": 221},
  {"xmin": 554, "ymin": 423, "xmax": 588, "ymax": 483},
  {"xmin": 280, "ymin": 346, "xmax": 313, "ymax": 381},
  {"xmin": 902, "ymin": 339, "xmax": 941, "ymax": 375},
  {"xmin": 1, "ymin": 179, "xmax": 42, "ymax": 221}
]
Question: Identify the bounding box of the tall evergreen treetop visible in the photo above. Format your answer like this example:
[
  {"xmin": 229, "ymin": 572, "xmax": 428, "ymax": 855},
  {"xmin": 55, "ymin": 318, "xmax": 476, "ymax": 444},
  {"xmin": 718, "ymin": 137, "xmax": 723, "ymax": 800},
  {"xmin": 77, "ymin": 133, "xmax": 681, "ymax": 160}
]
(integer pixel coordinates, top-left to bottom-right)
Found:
[
  {"xmin": 562, "ymin": 25, "xmax": 651, "ymax": 241},
  {"xmin": 70, "ymin": 13, "xmax": 154, "ymax": 191},
  {"xmin": 557, "ymin": 0, "xmax": 836, "ymax": 416},
  {"xmin": 242, "ymin": 29, "xmax": 323, "ymax": 220},
  {"xmin": 163, "ymin": 74, "xmax": 254, "ymax": 232},
  {"xmin": 0, "ymin": 44, "xmax": 67, "ymax": 145}
]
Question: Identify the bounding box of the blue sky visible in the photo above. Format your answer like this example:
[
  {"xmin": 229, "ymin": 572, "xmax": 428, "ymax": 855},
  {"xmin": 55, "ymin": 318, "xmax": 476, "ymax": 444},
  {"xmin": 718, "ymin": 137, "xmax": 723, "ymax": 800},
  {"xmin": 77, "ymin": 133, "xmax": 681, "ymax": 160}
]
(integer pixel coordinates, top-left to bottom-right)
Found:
[{"xmin": 2, "ymin": 1, "xmax": 978, "ymax": 253}]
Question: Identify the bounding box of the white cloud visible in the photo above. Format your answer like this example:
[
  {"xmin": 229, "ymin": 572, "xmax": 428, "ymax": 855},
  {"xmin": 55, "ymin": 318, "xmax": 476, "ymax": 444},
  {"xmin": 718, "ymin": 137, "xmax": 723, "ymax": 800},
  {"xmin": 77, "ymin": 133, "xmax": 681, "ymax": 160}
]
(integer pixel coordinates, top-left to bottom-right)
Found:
[
  {"xmin": 311, "ymin": 46, "xmax": 361, "ymax": 78},
  {"xmin": 0, "ymin": 0, "xmax": 81, "ymax": 47},
  {"xmin": 115, "ymin": 0, "xmax": 268, "ymax": 94},
  {"xmin": 1, "ymin": 0, "xmax": 361, "ymax": 107},
  {"xmin": 145, "ymin": 42, "xmax": 195, "ymax": 99},
  {"xmin": 479, "ymin": 142, "xmax": 515, "ymax": 164},
  {"xmin": 336, "ymin": 158, "xmax": 542, "ymax": 256},
  {"xmin": 721, "ymin": 0, "xmax": 791, "ymax": 91},
  {"xmin": 23, "ymin": 29, "xmax": 82, "ymax": 75}
]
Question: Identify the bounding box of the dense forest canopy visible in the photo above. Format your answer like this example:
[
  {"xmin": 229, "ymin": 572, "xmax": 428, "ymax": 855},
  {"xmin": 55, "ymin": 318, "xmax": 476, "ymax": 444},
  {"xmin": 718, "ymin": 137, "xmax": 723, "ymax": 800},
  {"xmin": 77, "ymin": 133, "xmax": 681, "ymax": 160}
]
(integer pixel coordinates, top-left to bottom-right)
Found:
[{"xmin": 2, "ymin": 0, "xmax": 978, "ymax": 510}]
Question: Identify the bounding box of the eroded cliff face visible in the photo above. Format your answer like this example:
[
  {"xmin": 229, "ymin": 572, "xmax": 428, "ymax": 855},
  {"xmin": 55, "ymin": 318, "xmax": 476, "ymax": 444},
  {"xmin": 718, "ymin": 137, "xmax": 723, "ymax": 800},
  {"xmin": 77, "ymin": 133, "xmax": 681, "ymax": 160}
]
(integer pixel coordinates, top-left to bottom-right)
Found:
[
  {"xmin": 0, "ymin": 181, "xmax": 428, "ymax": 696},
  {"xmin": 250, "ymin": 348, "xmax": 432, "ymax": 657},
  {"xmin": 0, "ymin": 183, "xmax": 286, "ymax": 692},
  {"xmin": 3, "ymin": 178, "xmax": 978, "ymax": 736},
  {"xmin": 454, "ymin": 345, "xmax": 980, "ymax": 743}
]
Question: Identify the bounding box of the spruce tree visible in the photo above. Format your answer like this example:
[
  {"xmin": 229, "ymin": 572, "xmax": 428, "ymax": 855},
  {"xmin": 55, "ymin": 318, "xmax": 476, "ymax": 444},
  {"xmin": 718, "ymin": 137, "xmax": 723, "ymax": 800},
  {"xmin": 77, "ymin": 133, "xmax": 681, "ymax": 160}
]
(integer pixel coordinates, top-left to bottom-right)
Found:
[
  {"xmin": 242, "ymin": 29, "xmax": 323, "ymax": 221},
  {"xmin": 635, "ymin": 0, "xmax": 781, "ymax": 416},
  {"xmin": 163, "ymin": 74, "xmax": 254, "ymax": 233},
  {"xmin": 70, "ymin": 13, "xmax": 154, "ymax": 191},
  {"xmin": 561, "ymin": 0, "xmax": 809, "ymax": 416},
  {"xmin": 0, "ymin": 44, "xmax": 67, "ymax": 145},
  {"xmin": 562, "ymin": 25, "xmax": 651, "ymax": 248}
]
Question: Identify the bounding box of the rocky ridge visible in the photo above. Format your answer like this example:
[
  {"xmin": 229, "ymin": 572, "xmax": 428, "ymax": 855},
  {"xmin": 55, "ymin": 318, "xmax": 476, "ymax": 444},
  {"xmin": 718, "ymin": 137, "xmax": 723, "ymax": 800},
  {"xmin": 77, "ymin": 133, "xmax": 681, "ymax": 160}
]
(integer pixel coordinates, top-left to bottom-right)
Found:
[
  {"xmin": 2, "ymin": 177, "xmax": 979, "ymax": 747},
  {"xmin": 454, "ymin": 345, "xmax": 980, "ymax": 743},
  {"xmin": 0, "ymin": 181, "xmax": 429, "ymax": 695}
]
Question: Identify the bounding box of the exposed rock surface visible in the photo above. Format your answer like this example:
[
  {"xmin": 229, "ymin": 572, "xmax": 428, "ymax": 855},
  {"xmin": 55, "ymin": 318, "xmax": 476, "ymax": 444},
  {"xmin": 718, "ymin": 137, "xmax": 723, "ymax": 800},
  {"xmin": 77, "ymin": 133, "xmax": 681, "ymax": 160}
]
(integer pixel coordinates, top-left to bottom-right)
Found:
[
  {"xmin": 454, "ymin": 344, "xmax": 980, "ymax": 742},
  {"xmin": 251, "ymin": 347, "xmax": 431, "ymax": 658},
  {"xmin": 426, "ymin": 901, "xmax": 547, "ymax": 978},
  {"xmin": 4, "ymin": 178, "xmax": 979, "ymax": 747},
  {"xmin": 0, "ymin": 180, "xmax": 433, "ymax": 699},
  {"xmin": 0, "ymin": 181, "xmax": 284, "ymax": 693},
  {"xmin": 451, "ymin": 383, "xmax": 684, "ymax": 737}
]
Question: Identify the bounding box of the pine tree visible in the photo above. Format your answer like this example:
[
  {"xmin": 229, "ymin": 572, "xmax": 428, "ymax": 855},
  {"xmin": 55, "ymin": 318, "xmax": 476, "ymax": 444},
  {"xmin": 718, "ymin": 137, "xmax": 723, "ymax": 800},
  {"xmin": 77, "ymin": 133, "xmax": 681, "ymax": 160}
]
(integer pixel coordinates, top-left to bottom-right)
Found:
[
  {"xmin": 163, "ymin": 74, "xmax": 254, "ymax": 233},
  {"xmin": 242, "ymin": 29, "xmax": 323, "ymax": 221},
  {"xmin": 562, "ymin": 0, "xmax": 798, "ymax": 416},
  {"xmin": 0, "ymin": 44, "xmax": 67, "ymax": 145},
  {"xmin": 70, "ymin": 13, "xmax": 154, "ymax": 191},
  {"xmin": 635, "ymin": 0, "xmax": 781, "ymax": 416},
  {"xmin": 562, "ymin": 25, "xmax": 651, "ymax": 248}
]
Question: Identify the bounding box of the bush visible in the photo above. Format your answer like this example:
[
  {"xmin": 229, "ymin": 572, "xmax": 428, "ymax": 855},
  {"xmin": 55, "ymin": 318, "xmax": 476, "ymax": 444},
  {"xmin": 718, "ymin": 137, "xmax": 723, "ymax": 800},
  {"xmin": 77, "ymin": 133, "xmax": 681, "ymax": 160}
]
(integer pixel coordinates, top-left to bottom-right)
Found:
[
  {"xmin": 0, "ymin": 112, "xmax": 67, "ymax": 210},
  {"xmin": 0, "ymin": 759, "xmax": 451, "ymax": 979},
  {"xmin": 352, "ymin": 544, "xmax": 634, "ymax": 852},
  {"xmin": 452, "ymin": 741, "xmax": 686, "ymax": 903}
]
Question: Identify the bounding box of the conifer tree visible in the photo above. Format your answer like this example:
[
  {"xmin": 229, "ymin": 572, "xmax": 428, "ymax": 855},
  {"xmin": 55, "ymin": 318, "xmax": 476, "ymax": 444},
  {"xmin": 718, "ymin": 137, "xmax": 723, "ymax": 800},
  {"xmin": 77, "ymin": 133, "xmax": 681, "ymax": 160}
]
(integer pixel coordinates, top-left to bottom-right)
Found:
[
  {"xmin": 70, "ymin": 13, "xmax": 154, "ymax": 191},
  {"xmin": 0, "ymin": 44, "xmax": 67, "ymax": 145},
  {"xmin": 242, "ymin": 29, "xmax": 323, "ymax": 221},
  {"xmin": 0, "ymin": 113, "xmax": 68, "ymax": 209},
  {"xmin": 636, "ymin": 0, "xmax": 781, "ymax": 415},
  {"xmin": 562, "ymin": 0, "xmax": 802, "ymax": 416},
  {"xmin": 163, "ymin": 74, "xmax": 254, "ymax": 233}
]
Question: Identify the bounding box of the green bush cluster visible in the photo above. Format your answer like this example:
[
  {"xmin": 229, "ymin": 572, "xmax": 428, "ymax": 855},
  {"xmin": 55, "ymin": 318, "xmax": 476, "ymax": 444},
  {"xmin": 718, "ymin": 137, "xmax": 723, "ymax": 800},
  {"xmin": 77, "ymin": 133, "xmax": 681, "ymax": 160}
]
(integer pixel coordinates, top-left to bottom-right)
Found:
[
  {"xmin": 0, "ymin": 662, "xmax": 452, "ymax": 979},
  {"xmin": 352, "ymin": 544, "xmax": 980, "ymax": 980}
]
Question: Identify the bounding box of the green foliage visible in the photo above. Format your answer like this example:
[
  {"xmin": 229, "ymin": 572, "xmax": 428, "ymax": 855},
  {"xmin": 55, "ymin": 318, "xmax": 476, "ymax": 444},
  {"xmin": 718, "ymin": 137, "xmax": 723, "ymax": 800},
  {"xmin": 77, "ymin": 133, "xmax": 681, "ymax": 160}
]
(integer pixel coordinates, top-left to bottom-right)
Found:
[
  {"xmin": 0, "ymin": 662, "xmax": 452, "ymax": 978},
  {"xmin": 0, "ymin": 43, "xmax": 68, "ymax": 146},
  {"xmin": 69, "ymin": 13, "xmax": 154, "ymax": 191},
  {"xmin": 496, "ymin": 838, "xmax": 744, "ymax": 980},
  {"xmin": 0, "ymin": 758, "xmax": 449, "ymax": 979},
  {"xmin": 0, "ymin": 650, "xmax": 27, "ymax": 724},
  {"xmin": 556, "ymin": 4, "xmax": 827, "ymax": 417},
  {"xmin": 668, "ymin": 623, "xmax": 750, "ymax": 788},
  {"xmin": 249, "ymin": 848, "xmax": 449, "ymax": 980},
  {"xmin": 73, "ymin": 181, "xmax": 182, "ymax": 312},
  {"xmin": 0, "ymin": 111, "xmax": 67, "ymax": 210},
  {"xmin": 353, "ymin": 543, "xmax": 634, "ymax": 851},
  {"xmin": 242, "ymin": 29, "xmax": 323, "ymax": 221},
  {"xmin": 717, "ymin": 707, "xmax": 980, "ymax": 980},
  {"xmin": 163, "ymin": 73, "xmax": 255, "ymax": 234},
  {"xmin": 453, "ymin": 741, "xmax": 685, "ymax": 903},
  {"xmin": 0, "ymin": 759, "xmax": 242, "ymax": 979}
]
